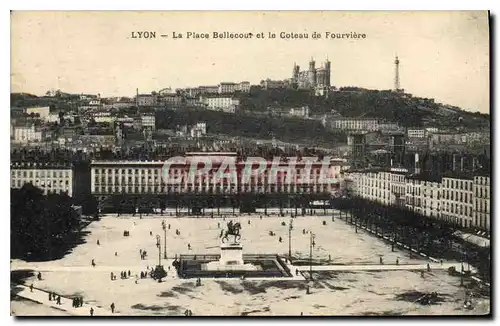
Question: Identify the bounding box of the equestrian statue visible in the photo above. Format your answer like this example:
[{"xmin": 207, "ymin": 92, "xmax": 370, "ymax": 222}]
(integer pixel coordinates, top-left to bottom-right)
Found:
[{"xmin": 220, "ymin": 220, "xmax": 242, "ymax": 244}]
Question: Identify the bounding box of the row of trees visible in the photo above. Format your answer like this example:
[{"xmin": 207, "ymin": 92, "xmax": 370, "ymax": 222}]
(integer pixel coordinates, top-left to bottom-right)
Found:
[
  {"xmin": 11, "ymin": 184, "xmax": 84, "ymax": 261},
  {"xmin": 332, "ymin": 196, "xmax": 490, "ymax": 282},
  {"xmin": 98, "ymin": 192, "xmax": 333, "ymax": 216}
]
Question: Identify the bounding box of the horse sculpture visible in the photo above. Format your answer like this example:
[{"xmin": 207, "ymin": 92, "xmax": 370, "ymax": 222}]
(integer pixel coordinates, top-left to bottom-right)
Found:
[{"xmin": 221, "ymin": 220, "xmax": 242, "ymax": 244}]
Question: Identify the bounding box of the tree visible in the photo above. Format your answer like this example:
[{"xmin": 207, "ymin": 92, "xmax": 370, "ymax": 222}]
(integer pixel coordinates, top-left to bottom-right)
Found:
[{"xmin": 11, "ymin": 184, "xmax": 82, "ymax": 261}]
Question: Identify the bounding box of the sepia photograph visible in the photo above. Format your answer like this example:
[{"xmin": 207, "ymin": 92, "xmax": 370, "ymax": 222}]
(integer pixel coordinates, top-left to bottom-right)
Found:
[{"xmin": 9, "ymin": 10, "xmax": 491, "ymax": 317}]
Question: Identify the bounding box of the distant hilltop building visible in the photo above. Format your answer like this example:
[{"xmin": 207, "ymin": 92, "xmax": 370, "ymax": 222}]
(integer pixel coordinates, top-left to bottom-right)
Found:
[{"xmin": 292, "ymin": 57, "xmax": 331, "ymax": 90}]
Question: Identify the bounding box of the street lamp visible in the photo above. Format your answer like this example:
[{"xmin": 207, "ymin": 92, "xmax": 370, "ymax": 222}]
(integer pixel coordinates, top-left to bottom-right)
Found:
[
  {"xmin": 162, "ymin": 220, "xmax": 167, "ymax": 259},
  {"xmin": 156, "ymin": 234, "xmax": 161, "ymax": 267},
  {"xmin": 288, "ymin": 218, "xmax": 293, "ymax": 260},
  {"xmin": 309, "ymin": 232, "xmax": 316, "ymax": 280}
]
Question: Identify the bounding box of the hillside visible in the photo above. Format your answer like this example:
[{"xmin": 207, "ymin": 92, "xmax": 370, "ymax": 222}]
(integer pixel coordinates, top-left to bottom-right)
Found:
[
  {"xmin": 155, "ymin": 108, "xmax": 346, "ymax": 146},
  {"xmin": 235, "ymin": 87, "xmax": 490, "ymax": 129}
]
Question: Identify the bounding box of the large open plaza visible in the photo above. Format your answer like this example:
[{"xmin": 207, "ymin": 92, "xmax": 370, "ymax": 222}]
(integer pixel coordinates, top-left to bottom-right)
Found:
[{"xmin": 10, "ymin": 212, "xmax": 490, "ymax": 316}]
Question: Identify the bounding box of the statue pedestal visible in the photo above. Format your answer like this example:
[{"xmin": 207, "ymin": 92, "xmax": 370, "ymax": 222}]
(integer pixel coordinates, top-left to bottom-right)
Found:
[
  {"xmin": 202, "ymin": 242, "xmax": 259, "ymax": 272},
  {"xmin": 219, "ymin": 243, "xmax": 244, "ymax": 266}
]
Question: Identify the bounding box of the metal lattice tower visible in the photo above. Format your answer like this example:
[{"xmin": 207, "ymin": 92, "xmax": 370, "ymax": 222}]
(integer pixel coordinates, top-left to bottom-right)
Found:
[{"xmin": 394, "ymin": 55, "xmax": 400, "ymax": 91}]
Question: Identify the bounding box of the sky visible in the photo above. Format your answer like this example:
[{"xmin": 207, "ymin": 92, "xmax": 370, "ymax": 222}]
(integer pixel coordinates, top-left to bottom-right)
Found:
[{"xmin": 10, "ymin": 11, "xmax": 490, "ymax": 113}]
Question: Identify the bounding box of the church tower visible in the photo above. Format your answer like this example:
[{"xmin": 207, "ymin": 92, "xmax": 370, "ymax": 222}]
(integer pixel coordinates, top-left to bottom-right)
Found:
[
  {"xmin": 308, "ymin": 58, "xmax": 316, "ymax": 88},
  {"xmin": 324, "ymin": 58, "xmax": 331, "ymax": 87},
  {"xmin": 292, "ymin": 62, "xmax": 300, "ymax": 88}
]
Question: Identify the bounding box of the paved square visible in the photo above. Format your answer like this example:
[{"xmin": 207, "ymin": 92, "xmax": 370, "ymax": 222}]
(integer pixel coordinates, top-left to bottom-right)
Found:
[{"xmin": 11, "ymin": 213, "xmax": 490, "ymax": 316}]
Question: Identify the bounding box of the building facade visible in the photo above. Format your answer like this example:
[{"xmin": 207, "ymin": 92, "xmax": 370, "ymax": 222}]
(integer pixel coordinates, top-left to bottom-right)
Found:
[
  {"xmin": 11, "ymin": 161, "xmax": 74, "ymax": 197},
  {"xmin": 12, "ymin": 125, "xmax": 45, "ymax": 144},
  {"xmin": 351, "ymin": 169, "xmax": 490, "ymax": 231},
  {"xmin": 330, "ymin": 118, "xmax": 379, "ymax": 131},
  {"xmin": 260, "ymin": 79, "xmax": 289, "ymax": 89},
  {"xmin": 202, "ymin": 97, "xmax": 240, "ymax": 113},
  {"xmin": 90, "ymin": 153, "xmax": 345, "ymax": 200},
  {"xmin": 407, "ymin": 129, "xmax": 426, "ymax": 138},
  {"xmin": 137, "ymin": 94, "xmax": 157, "ymax": 107},
  {"xmin": 198, "ymin": 86, "xmax": 219, "ymax": 94},
  {"xmin": 473, "ymin": 175, "xmax": 490, "ymax": 231},
  {"xmin": 140, "ymin": 114, "xmax": 156, "ymax": 130},
  {"xmin": 218, "ymin": 82, "xmax": 238, "ymax": 94}
]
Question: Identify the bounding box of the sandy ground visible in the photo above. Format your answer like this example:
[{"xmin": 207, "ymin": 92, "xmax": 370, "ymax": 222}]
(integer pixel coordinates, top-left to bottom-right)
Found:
[
  {"xmin": 11, "ymin": 213, "xmax": 490, "ymax": 316},
  {"xmin": 11, "ymin": 298, "xmax": 71, "ymax": 316}
]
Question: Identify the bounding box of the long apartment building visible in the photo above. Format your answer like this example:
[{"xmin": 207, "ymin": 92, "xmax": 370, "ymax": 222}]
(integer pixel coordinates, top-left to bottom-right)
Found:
[
  {"xmin": 349, "ymin": 168, "xmax": 491, "ymax": 231},
  {"xmin": 90, "ymin": 153, "xmax": 347, "ymax": 201},
  {"xmin": 10, "ymin": 161, "xmax": 75, "ymax": 197}
]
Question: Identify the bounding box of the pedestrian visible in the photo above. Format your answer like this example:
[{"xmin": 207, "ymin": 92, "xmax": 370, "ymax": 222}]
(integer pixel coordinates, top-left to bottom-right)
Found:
[
  {"xmin": 188, "ymin": 243, "xmax": 191, "ymax": 250},
  {"xmin": 115, "ymin": 252, "xmax": 118, "ymax": 256},
  {"xmin": 421, "ymin": 271, "xmax": 425, "ymax": 278},
  {"xmin": 427, "ymin": 263, "xmax": 430, "ymax": 272},
  {"xmin": 279, "ymin": 236, "xmax": 282, "ymax": 243},
  {"xmin": 248, "ymin": 220, "xmax": 251, "ymax": 225},
  {"xmin": 396, "ymin": 258, "xmax": 399, "ymax": 265},
  {"xmin": 56, "ymin": 295, "xmax": 61, "ymax": 305},
  {"xmin": 295, "ymin": 269, "xmax": 299, "ymax": 276},
  {"xmin": 29, "ymin": 283, "xmax": 33, "ymax": 292},
  {"xmin": 72, "ymin": 298, "xmax": 75, "ymax": 308},
  {"xmin": 90, "ymin": 307, "xmax": 94, "ymax": 316},
  {"xmin": 218, "ymin": 222, "xmax": 220, "ymax": 228},
  {"xmin": 110, "ymin": 302, "xmax": 115, "ymax": 313},
  {"xmin": 379, "ymin": 257, "xmax": 383, "ymax": 265},
  {"xmin": 440, "ymin": 259, "xmax": 443, "ymax": 265},
  {"xmin": 49, "ymin": 292, "xmax": 52, "ymax": 301},
  {"xmin": 91, "ymin": 259, "xmax": 95, "ymax": 267},
  {"xmin": 128, "ymin": 270, "xmax": 131, "ymax": 277},
  {"xmin": 150, "ymin": 231, "xmax": 152, "ymax": 236},
  {"xmin": 110, "ymin": 272, "xmax": 114, "ymax": 281},
  {"xmin": 328, "ymin": 254, "xmax": 331, "ymax": 261},
  {"xmin": 168, "ymin": 224, "xmax": 171, "ymax": 229},
  {"xmin": 37, "ymin": 272, "xmax": 42, "ymax": 281},
  {"xmin": 97, "ymin": 239, "xmax": 100, "ymax": 245}
]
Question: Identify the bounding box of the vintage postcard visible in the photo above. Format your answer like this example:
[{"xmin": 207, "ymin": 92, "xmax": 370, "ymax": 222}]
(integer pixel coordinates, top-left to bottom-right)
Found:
[{"xmin": 10, "ymin": 11, "xmax": 491, "ymax": 317}]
